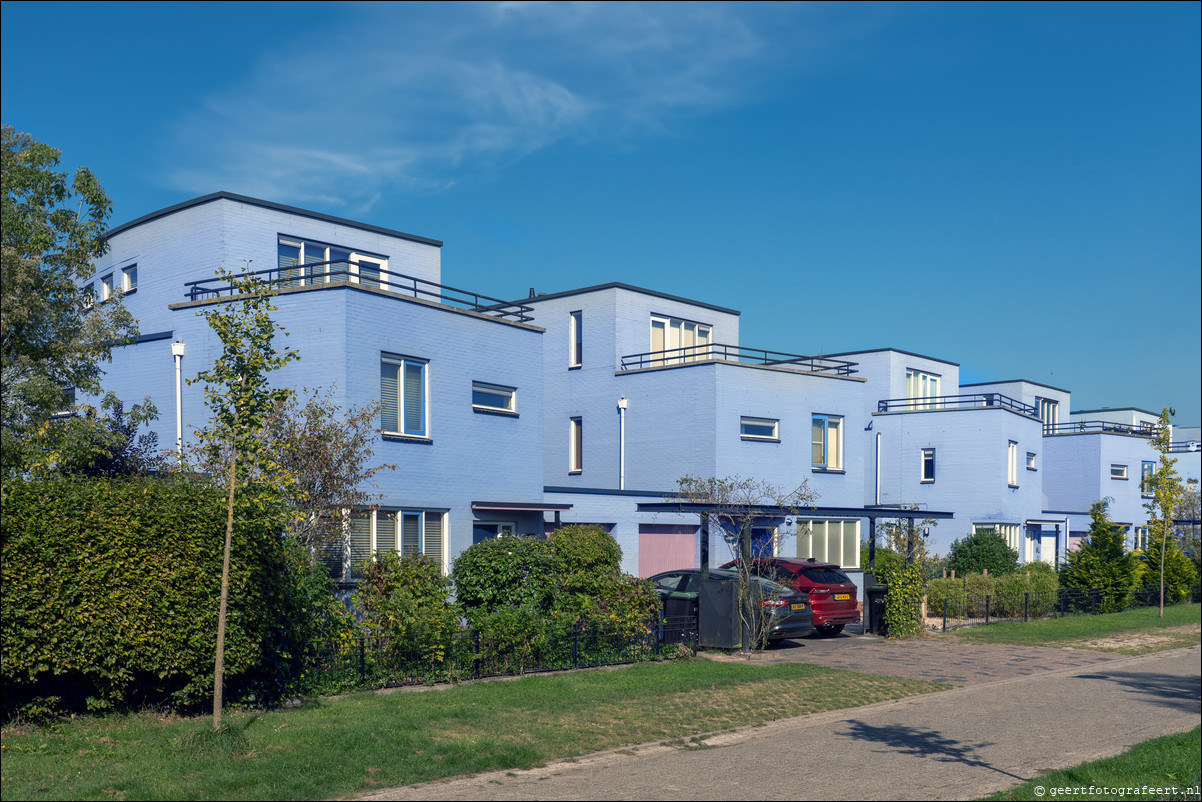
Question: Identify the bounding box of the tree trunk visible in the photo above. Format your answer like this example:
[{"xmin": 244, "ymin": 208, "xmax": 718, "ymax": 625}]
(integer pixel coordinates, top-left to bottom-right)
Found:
[
  {"xmin": 214, "ymin": 437, "xmax": 237, "ymax": 729},
  {"xmin": 1159, "ymin": 526, "xmax": 1166, "ymax": 618}
]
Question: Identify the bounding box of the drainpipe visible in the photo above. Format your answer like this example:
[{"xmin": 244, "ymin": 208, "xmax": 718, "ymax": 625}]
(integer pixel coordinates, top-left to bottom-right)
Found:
[
  {"xmin": 171, "ymin": 341, "xmax": 186, "ymax": 463},
  {"xmin": 875, "ymin": 431, "xmax": 881, "ymax": 505},
  {"xmin": 617, "ymin": 397, "xmax": 628, "ymax": 490}
]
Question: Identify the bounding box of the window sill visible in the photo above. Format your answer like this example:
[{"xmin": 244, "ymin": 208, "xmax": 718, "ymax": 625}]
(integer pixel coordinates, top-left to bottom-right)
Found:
[
  {"xmin": 382, "ymin": 432, "xmax": 433, "ymax": 445},
  {"xmin": 740, "ymin": 436, "xmax": 780, "ymax": 443},
  {"xmin": 472, "ymin": 406, "xmax": 519, "ymax": 418},
  {"xmin": 1008, "ymin": 483, "xmax": 1019, "ymax": 489},
  {"xmin": 568, "ymin": 469, "xmax": 582, "ymax": 475},
  {"xmin": 921, "ymin": 479, "xmax": 935, "ymax": 484},
  {"xmin": 811, "ymin": 467, "xmax": 845, "ymax": 474},
  {"xmin": 568, "ymin": 364, "xmax": 582, "ymax": 371}
]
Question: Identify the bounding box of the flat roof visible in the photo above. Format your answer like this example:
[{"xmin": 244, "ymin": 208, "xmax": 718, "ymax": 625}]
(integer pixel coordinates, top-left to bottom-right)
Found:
[
  {"xmin": 106, "ymin": 191, "xmax": 443, "ymax": 247},
  {"xmin": 1072, "ymin": 407, "xmax": 1161, "ymax": 417},
  {"xmin": 961, "ymin": 379, "xmax": 1072, "ymax": 394},
  {"xmin": 820, "ymin": 347, "xmax": 959, "ymax": 368},
  {"xmin": 637, "ymin": 502, "xmax": 954, "ymax": 520},
  {"xmin": 518, "ymin": 282, "xmax": 741, "ymax": 316}
]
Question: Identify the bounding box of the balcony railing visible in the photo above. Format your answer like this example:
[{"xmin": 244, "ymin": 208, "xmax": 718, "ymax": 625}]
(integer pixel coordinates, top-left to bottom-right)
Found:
[
  {"xmin": 1169, "ymin": 440, "xmax": 1200, "ymax": 453},
  {"xmin": 182, "ymin": 261, "xmax": 535, "ymax": 323},
  {"xmin": 876, "ymin": 393, "xmax": 1037, "ymax": 416},
  {"xmin": 1043, "ymin": 420, "xmax": 1160, "ymax": 437},
  {"xmin": 620, "ymin": 343, "xmax": 858, "ymax": 375}
]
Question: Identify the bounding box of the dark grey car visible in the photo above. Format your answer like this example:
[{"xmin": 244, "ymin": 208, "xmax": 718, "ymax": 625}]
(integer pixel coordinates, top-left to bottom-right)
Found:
[{"xmin": 648, "ymin": 568, "xmax": 814, "ymax": 642}]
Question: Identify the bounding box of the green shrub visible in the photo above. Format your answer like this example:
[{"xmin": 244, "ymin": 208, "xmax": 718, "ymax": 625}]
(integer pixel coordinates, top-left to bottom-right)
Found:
[
  {"xmin": 354, "ymin": 552, "xmax": 459, "ymax": 665},
  {"xmin": 451, "ymin": 534, "xmax": 560, "ymax": 620},
  {"xmin": 874, "ymin": 561, "xmax": 924, "ymax": 638},
  {"xmin": 924, "ymin": 577, "xmax": 961, "ymax": 618},
  {"xmin": 549, "ymin": 524, "xmax": 621, "ymax": 578},
  {"xmin": 946, "ymin": 530, "xmax": 1019, "ymax": 576},
  {"xmin": 1061, "ymin": 501, "xmax": 1138, "ymax": 613},
  {"xmin": 1138, "ymin": 536, "xmax": 1200, "ymax": 605},
  {"xmin": 2, "ymin": 475, "xmax": 320, "ymax": 718}
]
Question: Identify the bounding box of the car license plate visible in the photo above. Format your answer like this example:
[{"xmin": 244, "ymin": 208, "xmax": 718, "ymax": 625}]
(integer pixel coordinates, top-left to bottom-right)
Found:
[
  {"xmin": 791, "ymin": 602, "xmax": 806, "ymax": 611},
  {"xmin": 834, "ymin": 593, "xmax": 850, "ymax": 601}
]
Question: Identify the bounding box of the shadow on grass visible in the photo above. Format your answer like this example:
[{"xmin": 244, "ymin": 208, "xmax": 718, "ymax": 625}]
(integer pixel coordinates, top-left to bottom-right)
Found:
[{"xmin": 839, "ymin": 720, "xmax": 1029, "ymax": 782}]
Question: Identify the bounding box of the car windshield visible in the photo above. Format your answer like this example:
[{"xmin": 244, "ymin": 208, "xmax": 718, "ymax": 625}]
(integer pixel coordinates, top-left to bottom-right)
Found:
[
  {"xmin": 752, "ymin": 576, "xmax": 794, "ymax": 596},
  {"xmin": 801, "ymin": 567, "xmax": 852, "ymax": 585}
]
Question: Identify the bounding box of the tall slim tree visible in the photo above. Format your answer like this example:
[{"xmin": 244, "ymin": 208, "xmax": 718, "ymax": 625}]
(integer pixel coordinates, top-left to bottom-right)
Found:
[
  {"xmin": 1144, "ymin": 407, "xmax": 1182, "ymax": 617},
  {"xmin": 1, "ymin": 126, "xmax": 138, "ymax": 474},
  {"xmin": 189, "ymin": 266, "xmax": 298, "ymax": 729}
]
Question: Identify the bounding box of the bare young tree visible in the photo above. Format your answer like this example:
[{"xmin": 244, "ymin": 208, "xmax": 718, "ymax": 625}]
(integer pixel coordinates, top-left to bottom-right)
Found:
[{"xmin": 674, "ymin": 475, "xmax": 817, "ymax": 651}]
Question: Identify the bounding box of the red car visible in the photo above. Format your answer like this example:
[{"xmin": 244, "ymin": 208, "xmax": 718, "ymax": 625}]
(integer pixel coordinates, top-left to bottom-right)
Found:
[{"xmin": 720, "ymin": 557, "xmax": 860, "ymax": 636}]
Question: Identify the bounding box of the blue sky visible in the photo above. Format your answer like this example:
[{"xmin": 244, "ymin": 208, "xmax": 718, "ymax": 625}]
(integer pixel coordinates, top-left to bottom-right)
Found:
[{"xmin": 3, "ymin": 1, "xmax": 1199, "ymax": 422}]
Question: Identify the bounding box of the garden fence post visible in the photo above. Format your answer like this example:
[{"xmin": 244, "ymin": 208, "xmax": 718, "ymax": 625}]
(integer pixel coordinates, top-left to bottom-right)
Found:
[
  {"xmin": 1024, "ymin": 592, "xmax": 1029, "ymax": 622},
  {"xmin": 985, "ymin": 595, "xmax": 991, "ymax": 625},
  {"xmin": 572, "ymin": 626, "xmax": 579, "ymax": 669},
  {"xmin": 942, "ymin": 598, "xmax": 947, "ymax": 633},
  {"xmin": 1091, "ymin": 589, "xmax": 1098, "ymax": 616},
  {"xmin": 473, "ymin": 629, "xmax": 481, "ymax": 680}
]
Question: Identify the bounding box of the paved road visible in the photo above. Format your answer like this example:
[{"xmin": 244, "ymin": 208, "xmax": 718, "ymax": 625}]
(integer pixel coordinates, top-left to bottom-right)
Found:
[{"xmin": 360, "ymin": 645, "xmax": 1202, "ymax": 801}]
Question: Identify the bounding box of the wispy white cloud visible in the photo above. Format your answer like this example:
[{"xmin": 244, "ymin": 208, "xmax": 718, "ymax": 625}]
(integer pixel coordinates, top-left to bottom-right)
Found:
[{"xmin": 166, "ymin": 2, "xmax": 882, "ymax": 210}]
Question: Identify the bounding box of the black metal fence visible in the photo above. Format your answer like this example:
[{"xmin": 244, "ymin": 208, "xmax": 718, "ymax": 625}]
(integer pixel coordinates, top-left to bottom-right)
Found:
[
  {"xmin": 931, "ymin": 583, "xmax": 1202, "ymax": 632},
  {"xmin": 297, "ymin": 616, "xmax": 698, "ymax": 696}
]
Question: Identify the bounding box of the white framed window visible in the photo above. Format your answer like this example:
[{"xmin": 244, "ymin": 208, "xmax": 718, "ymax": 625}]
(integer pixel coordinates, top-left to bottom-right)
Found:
[
  {"xmin": 121, "ymin": 265, "xmax": 138, "ymax": 292},
  {"xmin": 1007, "ymin": 441, "xmax": 1018, "ymax": 486},
  {"xmin": 1140, "ymin": 461, "xmax": 1154, "ymax": 496},
  {"xmin": 740, "ymin": 416, "xmax": 779, "ymax": 441},
  {"xmin": 921, "ymin": 448, "xmax": 936, "ymax": 483},
  {"xmin": 1026, "ymin": 452, "xmax": 1037, "ymax": 471},
  {"xmin": 472, "ymin": 381, "xmax": 516, "ymax": 414},
  {"xmin": 906, "ymin": 369, "xmax": 941, "ymax": 408},
  {"xmin": 345, "ymin": 508, "xmax": 446, "ymax": 580},
  {"xmin": 1111, "ymin": 464, "xmax": 1128, "ymax": 480},
  {"xmin": 651, "ymin": 315, "xmax": 712, "ymax": 366},
  {"xmin": 569, "ymin": 311, "xmax": 582, "ymax": 367},
  {"xmin": 812, "ymin": 414, "xmax": 843, "ymax": 470},
  {"xmin": 569, "ymin": 417, "xmax": 583, "ymax": 473},
  {"xmin": 1036, "ymin": 397, "xmax": 1059, "ymax": 432},
  {"xmin": 381, "ymin": 354, "xmax": 428, "ymax": 437},
  {"xmin": 279, "ymin": 238, "xmax": 387, "ymax": 288},
  {"xmin": 1134, "ymin": 527, "xmax": 1148, "ymax": 551},
  {"xmin": 101, "ymin": 273, "xmax": 114, "ymax": 301}
]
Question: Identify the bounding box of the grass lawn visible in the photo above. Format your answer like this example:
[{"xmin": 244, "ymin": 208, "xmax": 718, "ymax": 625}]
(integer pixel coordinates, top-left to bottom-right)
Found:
[
  {"xmin": 0, "ymin": 659, "xmax": 941, "ymax": 801},
  {"xmin": 939, "ymin": 603, "xmax": 1201, "ymax": 653},
  {"xmin": 984, "ymin": 726, "xmax": 1201, "ymax": 800}
]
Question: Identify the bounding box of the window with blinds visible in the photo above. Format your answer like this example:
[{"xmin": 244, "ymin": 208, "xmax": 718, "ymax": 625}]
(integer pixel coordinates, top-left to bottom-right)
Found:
[
  {"xmin": 381, "ymin": 354, "xmax": 428, "ymax": 437},
  {"xmin": 278, "ymin": 238, "xmax": 387, "ymax": 288}
]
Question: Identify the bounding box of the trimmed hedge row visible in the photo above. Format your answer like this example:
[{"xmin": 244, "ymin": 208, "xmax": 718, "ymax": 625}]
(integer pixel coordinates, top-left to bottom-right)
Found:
[{"xmin": 1, "ymin": 475, "xmax": 316, "ymax": 719}]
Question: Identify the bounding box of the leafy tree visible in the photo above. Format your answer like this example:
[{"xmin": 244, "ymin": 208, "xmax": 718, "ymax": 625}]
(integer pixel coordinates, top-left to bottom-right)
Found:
[
  {"xmin": 945, "ymin": 529, "xmax": 1018, "ymax": 576},
  {"xmin": 23, "ymin": 395, "xmax": 161, "ymax": 477},
  {"xmin": 674, "ymin": 475, "xmax": 817, "ymax": 650},
  {"xmin": 1, "ymin": 126, "xmax": 138, "ymax": 475},
  {"xmin": 188, "ymin": 267, "xmax": 299, "ymax": 729},
  {"xmin": 1137, "ymin": 535, "xmax": 1198, "ymax": 606},
  {"xmin": 1144, "ymin": 407, "xmax": 1184, "ymax": 616},
  {"xmin": 260, "ymin": 388, "xmax": 395, "ymax": 553},
  {"xmin": 1174, "ymin": 482, "xmax": 1201, "ymax": 578},
  {"xmin": 1060, "ymin": 500, "xmax": 1138, "ymax": 612}
]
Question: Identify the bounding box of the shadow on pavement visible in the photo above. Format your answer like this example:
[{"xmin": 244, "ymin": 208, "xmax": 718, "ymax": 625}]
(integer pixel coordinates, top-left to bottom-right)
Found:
[
  {"xmin": 1073, "ymin": 669, "xmax": 1202, "ymax": 715},
  {"xmin": 839, "ymin": 720, "xmax": 1030, "ymax": 782}
]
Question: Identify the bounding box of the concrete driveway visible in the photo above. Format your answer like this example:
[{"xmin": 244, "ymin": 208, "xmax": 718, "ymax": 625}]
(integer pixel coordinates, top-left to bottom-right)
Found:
[{"xmin": 360, "ymin": 641, "xmax": 1202, "ymax": 801}]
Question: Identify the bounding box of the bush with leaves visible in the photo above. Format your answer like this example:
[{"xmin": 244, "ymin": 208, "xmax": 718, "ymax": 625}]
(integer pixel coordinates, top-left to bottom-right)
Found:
[
  {"xmin": 1060, "ymin": 500, "xmax": 1139, "ymax": 613},
  {"xmin": 1137, "ymin": 537, "xmax": 1198, "ymax": 605},
  {"xmin": 1, "ymin": 474, "xmax": 325, "ymax": 719},
  {"xmin": 451, "ymin": 534, "xmax": 561, "ymax": 620},
  {"xmin": 873, "ymin": 560, "xmax": 924, "ymax": 638},
  {"xmin": 354, "ymin": 552, "xmax": 459, "ymax": 665},
  {"xmin": 945, "ymin": 529, "xmax": 1018, "ymax": 576}
]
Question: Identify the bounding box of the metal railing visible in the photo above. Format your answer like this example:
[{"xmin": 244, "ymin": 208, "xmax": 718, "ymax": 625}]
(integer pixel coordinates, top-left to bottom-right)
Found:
[
  {"xmin": 182, "ymin": 260, "xmax": 535, "ymax": 323},
  {"xmin": 1043, "ymin": 420, "xmax": 1161, "ymax": 437},
  {"xmin": 1168, "ymin": 440, "xmax": 1201, "ymax": 453},
  {"xmin": 295, "ymin": 616, "xmax": 698, "ymax": 696},
  {"xmin": 620, "ymin": 343, "xmax": 858, "ymax": 375},
  {"xmin": 876, "ymin": 393, "xmax": 1036, "ymax": 416},
  {"xmin": 930, "ymin": 583, "xmax": 1201, "ymax": 632}
]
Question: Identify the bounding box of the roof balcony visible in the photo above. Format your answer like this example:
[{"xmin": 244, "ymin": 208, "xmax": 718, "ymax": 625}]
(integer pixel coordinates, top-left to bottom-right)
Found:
[
  {"xmin": 1042, "ymin": 420, "xmax": 1161, "ymax": 437},
  {"xmin": 182, "ymin": 260, "xmax": 534, "ymax": 323},
  {"xmin": 620, "ymin": 344, "xmax": 858, "ymax": 376},
  {"xmin": 876, "ymin": 393, "xmax": 1037, "ymax": 417}
]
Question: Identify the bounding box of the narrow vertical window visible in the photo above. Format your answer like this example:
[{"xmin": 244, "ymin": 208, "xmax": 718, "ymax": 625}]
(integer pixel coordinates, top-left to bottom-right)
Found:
[
  {"xmin": 1140, "ymin": 461, "xmax": 1154, "ymax": 496},
  {"xmin": 569, "ymin": 311, "xmax": 582, "ymax": 367},
  {"xmin": 812, "ymin": 415, "xmax": 843, "ymax": 470},
  {"xmin": 921, "ymin": 448, "xmax": 936, "ymax": 483},
  {"xmin": 569, "ymin": 417, "xmax": 583, "ymax": 473},
  {"xmin": 278, "ymin": 241, "xmax": 302, "ymax": 287},
  {"xmin": 122, "ymin": 265, "xmax": 138, "ymax": 292},
  {"xmin": 1007, "ymin": 441, "xmax": 1018, "ymax": 486},
  {"xmin": 101, "ymin": 274, "xmax": 114, "ymax": 300}
]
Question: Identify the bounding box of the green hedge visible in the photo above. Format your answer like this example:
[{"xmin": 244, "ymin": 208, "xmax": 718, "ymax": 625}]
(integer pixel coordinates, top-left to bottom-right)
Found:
[
  {"xmin": 926, "ymin": 565, "xmax": 1059, "ymax": 620},
  {"xmin": 1, "ymin": 475, "xmax": 317, "ymax": 718}
]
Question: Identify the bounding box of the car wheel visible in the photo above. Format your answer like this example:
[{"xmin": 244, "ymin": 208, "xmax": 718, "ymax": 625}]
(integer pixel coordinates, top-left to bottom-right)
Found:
[{"xmin": 816, "ymin": 624, "xmax": 845, "ymax": 636}]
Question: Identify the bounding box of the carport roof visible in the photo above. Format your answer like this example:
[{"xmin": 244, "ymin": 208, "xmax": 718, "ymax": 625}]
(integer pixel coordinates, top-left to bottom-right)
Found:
[{"xmin": 636, "ymin": 502, "xmax": 954, "ymax": 519}]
